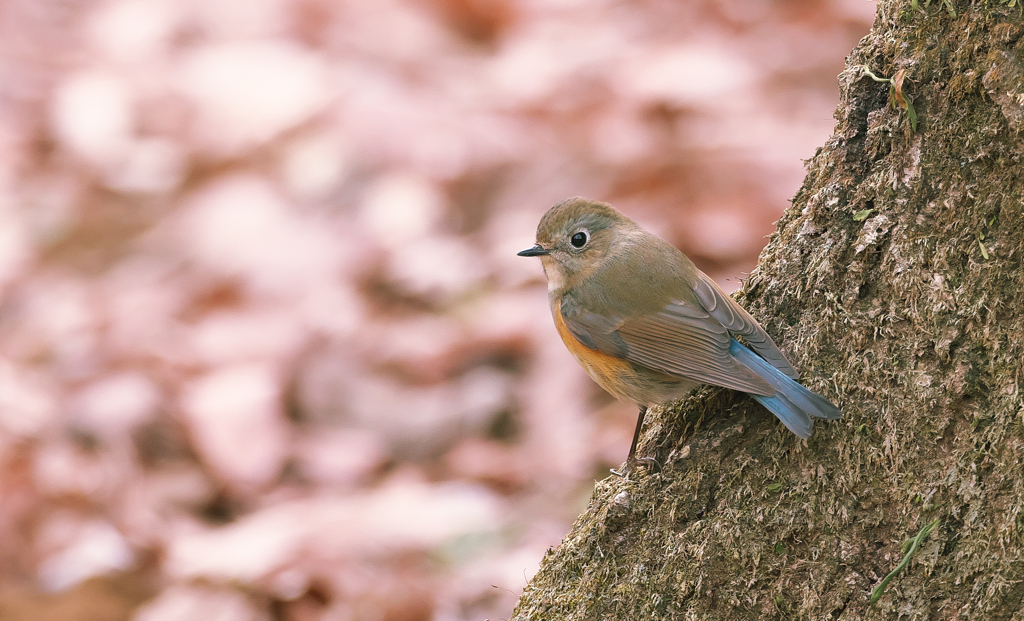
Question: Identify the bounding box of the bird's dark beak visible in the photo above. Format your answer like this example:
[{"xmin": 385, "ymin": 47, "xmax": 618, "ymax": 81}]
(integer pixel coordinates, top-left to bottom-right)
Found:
[{"xmin": 517, "ymin": 244, "xmax": 550, "ymax": 257}]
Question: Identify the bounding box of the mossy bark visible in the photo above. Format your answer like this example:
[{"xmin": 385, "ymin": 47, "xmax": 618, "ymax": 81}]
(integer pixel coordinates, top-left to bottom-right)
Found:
[{"xmin": 511, "ymin": 2, "xmax": 1024, "ymax": 619}]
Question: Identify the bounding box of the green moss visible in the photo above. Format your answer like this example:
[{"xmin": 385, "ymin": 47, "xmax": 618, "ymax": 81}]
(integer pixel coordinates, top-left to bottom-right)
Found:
[{"xmin": 512, "ymin": 2, "xmax": 1024, "ymax": 619}]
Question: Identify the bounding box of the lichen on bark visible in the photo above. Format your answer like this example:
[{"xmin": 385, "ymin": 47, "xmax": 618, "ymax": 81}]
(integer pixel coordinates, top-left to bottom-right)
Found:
[{"xmin": 511, "ymin": 2, "xmax": 1024, "ymax": 619}]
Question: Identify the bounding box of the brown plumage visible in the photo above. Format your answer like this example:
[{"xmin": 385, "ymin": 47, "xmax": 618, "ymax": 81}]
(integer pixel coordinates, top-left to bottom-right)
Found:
[{"xmin": 519, "ymin": 197, "xmax": 841, "ymax": 475}]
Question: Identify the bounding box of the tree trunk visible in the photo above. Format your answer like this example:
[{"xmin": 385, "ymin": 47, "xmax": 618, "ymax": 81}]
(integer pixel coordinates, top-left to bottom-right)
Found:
[{"xmin": 511, "ymin": 2, "xmax": 1024, "ymax": 619}]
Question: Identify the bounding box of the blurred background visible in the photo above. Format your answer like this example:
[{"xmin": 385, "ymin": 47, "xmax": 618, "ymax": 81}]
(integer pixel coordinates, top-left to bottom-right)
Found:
[{"xmin": 0, "ymin": 0, "xmax": 872, "ymax": 619}]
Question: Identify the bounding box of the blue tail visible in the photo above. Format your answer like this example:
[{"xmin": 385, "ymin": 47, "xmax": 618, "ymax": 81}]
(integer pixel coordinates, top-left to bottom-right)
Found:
[{"xmin": 728, "ymin": 338, "xmax": 842, "ymax": 439}]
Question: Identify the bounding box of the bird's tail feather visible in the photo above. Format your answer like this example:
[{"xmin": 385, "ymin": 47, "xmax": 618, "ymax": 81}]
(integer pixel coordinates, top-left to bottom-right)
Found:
[{"xmin": 729, "ymin": 338, "xmax": 842, "ymax": 439}]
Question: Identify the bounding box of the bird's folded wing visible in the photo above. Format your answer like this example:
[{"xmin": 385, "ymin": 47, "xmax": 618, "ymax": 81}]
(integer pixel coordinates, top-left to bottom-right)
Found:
[
  {"xmin": 562, "ymin": 298, "xmax": 775, "ymax": 396},
  {"xmin": 691, "ymin": 271, "xmax": 800, "ymax": 380}
]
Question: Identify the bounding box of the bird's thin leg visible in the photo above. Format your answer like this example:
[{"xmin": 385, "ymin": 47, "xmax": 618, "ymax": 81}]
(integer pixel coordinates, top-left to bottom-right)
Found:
[
  {"xmin": 624, "ymin": 406, "xmax": 647, "ymax": 463},
  {"xmin": 611, "ymin": 406, "xmax": 661, "ymax": 477}
]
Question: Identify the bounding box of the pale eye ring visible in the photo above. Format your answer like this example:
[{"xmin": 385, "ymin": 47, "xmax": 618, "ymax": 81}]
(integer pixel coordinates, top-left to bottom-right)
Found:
[{"xmin": 570, "ymin": 231, "xmax": 588, "ymax": 248}]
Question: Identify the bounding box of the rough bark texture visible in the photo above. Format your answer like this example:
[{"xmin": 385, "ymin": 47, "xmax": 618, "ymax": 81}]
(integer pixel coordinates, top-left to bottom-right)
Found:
[{"xmin": 511, "ymin": 2, "xmax": 1024, "ymax": 619}]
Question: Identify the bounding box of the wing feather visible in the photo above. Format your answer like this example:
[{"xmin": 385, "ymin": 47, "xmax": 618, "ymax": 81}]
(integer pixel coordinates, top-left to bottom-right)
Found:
[
  {"xmin": 692, "ymin": 272, "xmax": 799, "ymax": 379},
  {"xmin": 563, "ymin": 296, "xmax": 775, "ymax": 396}
]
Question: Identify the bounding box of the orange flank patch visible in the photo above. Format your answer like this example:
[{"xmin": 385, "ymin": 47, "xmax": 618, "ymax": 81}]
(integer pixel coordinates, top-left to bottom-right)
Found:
[{"xmin": 552, "ymin": 303, "xmax": 635, "ymax": 402}]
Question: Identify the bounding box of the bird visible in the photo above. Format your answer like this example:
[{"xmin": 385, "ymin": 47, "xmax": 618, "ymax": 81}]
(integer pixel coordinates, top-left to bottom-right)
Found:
[{"xmin": 517, "ymin": 197, "xmax": 841, "ymax": 475}]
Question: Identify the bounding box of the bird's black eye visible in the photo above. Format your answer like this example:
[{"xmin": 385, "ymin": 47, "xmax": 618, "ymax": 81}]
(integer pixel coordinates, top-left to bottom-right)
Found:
[{"xmin": 570, "ymin": 231, "xmax": 588, "ymax": 248}]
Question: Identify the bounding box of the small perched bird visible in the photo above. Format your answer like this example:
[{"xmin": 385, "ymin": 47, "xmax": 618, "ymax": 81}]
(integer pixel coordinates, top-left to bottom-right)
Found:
[{"xmin": 518, "ymin": 197, "xmax": 841, "ymax": 475}]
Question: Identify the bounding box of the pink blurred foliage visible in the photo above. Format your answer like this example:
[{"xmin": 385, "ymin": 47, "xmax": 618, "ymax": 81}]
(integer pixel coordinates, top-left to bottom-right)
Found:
[{"xmin": 0, "ymin": 0, "xmax": 871, "ymax": 619}]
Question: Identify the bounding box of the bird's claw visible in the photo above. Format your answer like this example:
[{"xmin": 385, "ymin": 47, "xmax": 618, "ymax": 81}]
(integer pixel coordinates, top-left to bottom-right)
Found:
[{"xmin": 610, "ymin": 456, "xmax": 661, "ymax": 478}]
